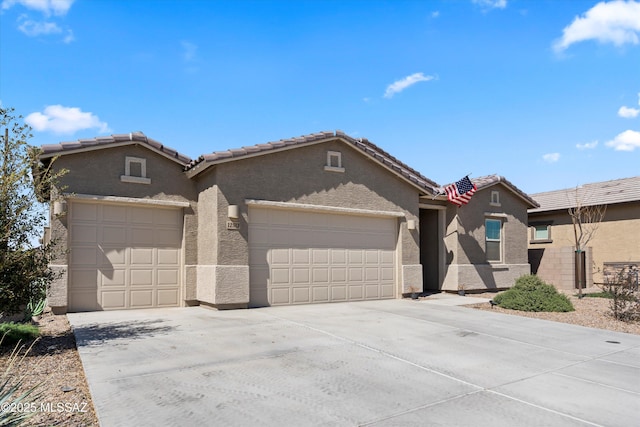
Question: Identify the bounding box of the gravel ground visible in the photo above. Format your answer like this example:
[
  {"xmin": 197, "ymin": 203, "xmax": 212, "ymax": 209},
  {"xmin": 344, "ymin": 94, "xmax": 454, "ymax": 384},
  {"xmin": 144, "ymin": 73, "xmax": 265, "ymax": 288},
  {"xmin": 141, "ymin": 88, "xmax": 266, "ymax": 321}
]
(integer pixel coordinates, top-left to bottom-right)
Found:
[
  {"xmin": 0, "ymin": 310, "xmax": 98, "ymax": 426},
  {"xmin": 464, "ymin": 289, "xmax": 640, "ymax": 335},
  {"xmin": 1, "ymin": 291, "xmax": 638, "ymax": 427}
]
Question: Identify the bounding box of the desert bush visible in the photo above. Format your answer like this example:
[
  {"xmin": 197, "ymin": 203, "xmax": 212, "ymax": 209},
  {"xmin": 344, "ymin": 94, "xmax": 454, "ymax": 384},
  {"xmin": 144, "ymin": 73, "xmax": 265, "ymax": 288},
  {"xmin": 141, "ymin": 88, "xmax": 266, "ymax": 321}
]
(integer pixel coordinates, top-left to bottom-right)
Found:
[
  {"xmin": 601, "ymin": 266, "xmax": 640, "ymax": 322},
  {"xmin": 0, "ymin": 323, "xmax": 39, "ymax": 347},
  {"xmin": 494, "ymin": 275, "xmax": 574, "ymax": 312}
]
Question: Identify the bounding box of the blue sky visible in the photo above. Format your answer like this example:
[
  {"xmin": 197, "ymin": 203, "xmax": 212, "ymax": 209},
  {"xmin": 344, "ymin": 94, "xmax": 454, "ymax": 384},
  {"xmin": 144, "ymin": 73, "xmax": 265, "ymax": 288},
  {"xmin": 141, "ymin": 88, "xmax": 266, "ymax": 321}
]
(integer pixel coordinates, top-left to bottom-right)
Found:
[{"xmin": 1, "ymin": 0, "xmax": 638, "ymax": 194}]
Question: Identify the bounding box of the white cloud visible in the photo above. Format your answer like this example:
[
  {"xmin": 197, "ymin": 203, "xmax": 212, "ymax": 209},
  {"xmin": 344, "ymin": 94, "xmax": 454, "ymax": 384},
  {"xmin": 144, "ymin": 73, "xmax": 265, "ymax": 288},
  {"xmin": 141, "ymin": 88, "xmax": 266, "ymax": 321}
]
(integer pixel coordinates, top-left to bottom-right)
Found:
[
  {"xmin": 618, "ymin": 105, "xmax": 640, "ymax": 118},
  {"xmin": 605, "ymin": 129, "xmax": 640, "ymax": 150},
  {"xmin": 431, "ymin": 11, "xmax": 440, "ymax": 18},
  {"xmin": 543, "ymin": 153, "xmax": 561, "ymax": 163},
  {"xmin": 26, "ymin": 105, "xmax": 110, "ymax": 135},
  {"xmin": 553, "ymin": 0, "xmax": 640, "ymax": 53},
  {"xmin": 181, "ymin": 41, "xmax": 197, "ymax": 62},
  {"xmin": 472, "ymin": 0, "xmax": 507, "ymax": 10},
  {"xmin": 2, "ymin": 0, "xmax": 74, "ymax": 16},
  {"xmin": 576, "ymin": 140, "xmax": 598, "ymax": 150},
  {"xmin": 17, "ymin": 15, "xmax": 60, "ymax": 36},
  {"xmin": 384, "ymin": 73, "xmax": 435, "ymax": 98}
]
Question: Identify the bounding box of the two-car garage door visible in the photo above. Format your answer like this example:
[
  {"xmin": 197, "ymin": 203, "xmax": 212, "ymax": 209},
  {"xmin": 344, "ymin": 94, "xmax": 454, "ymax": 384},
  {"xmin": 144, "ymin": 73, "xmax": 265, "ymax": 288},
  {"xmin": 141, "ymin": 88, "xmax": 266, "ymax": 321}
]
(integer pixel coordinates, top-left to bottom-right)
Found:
[
  {"xmin": 249, "ymin": 207, "xmax": 397, "ymax": 307},
  {"xmin": 68, "ymin": 201, "xmax": 183, "ymax": 312}
]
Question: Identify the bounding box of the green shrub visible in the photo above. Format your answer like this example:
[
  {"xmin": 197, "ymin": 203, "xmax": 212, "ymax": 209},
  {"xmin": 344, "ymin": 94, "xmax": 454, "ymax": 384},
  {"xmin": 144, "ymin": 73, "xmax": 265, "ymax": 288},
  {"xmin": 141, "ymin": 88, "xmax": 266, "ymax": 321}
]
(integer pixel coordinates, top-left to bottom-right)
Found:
[
  {"xmin": 0, "ymin": 322, "xmax": 39, "ymax": 347},
  {"xmin": 494, "ymin": 275, "xmax": 574, "ymax": 312}
]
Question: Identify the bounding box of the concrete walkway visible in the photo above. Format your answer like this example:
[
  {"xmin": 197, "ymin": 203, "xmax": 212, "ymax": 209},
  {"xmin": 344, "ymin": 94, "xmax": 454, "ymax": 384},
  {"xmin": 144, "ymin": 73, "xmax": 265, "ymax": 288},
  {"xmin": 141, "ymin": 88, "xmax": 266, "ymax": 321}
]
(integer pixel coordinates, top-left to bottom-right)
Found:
[{"xmin": 69, "ymin": 300, "xmax": 640, "ymax": 427}]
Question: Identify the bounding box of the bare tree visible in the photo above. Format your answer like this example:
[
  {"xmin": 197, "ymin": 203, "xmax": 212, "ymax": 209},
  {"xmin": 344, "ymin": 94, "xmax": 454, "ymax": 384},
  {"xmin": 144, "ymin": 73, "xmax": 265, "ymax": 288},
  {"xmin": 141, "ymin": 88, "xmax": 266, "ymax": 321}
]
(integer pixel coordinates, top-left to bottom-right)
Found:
[{"xmin": 567, "ymin": 188, "xmax": 606, "ymax": 297}]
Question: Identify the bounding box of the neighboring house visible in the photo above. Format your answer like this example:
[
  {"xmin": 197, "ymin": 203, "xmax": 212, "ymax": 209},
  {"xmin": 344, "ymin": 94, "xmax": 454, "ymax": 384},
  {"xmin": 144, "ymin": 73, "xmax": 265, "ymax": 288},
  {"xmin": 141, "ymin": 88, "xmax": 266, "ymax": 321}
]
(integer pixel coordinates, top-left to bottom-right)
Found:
[
  {"xmin": 528, "ymin": 176, "xmax": 640, "ymax": 290},
  {"xmin": 39, "ymin": 131, "xmax": 535, "ymax": 313}
]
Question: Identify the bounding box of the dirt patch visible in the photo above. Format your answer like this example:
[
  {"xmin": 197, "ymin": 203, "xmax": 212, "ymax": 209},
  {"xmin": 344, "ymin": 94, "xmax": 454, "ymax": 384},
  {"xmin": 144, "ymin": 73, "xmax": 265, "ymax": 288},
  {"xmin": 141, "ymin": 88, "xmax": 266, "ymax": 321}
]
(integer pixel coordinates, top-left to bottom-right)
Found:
[{"xmin": 0, "ymin": 310, "xmax": 99, "ymax": 426}]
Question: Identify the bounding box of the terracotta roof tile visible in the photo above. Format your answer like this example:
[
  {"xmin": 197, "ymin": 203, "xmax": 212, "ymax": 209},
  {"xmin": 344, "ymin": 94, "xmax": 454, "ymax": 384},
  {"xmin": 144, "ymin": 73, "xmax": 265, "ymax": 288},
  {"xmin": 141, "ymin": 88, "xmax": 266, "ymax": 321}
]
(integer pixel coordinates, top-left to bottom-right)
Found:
[
  {"xmin": 465, "ymin": 174, "xmax": 539, "ymax": 208},
  {"xmin": 40, "ymin": 132, "xmax": 192, "ymax": 165}
]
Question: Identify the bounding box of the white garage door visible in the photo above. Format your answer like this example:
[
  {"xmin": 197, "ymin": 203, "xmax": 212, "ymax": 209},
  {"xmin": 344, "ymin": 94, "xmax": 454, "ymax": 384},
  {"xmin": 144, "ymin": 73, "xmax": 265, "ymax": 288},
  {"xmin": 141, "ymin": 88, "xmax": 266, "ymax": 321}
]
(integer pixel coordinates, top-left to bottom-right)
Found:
[
  {"xmin": 68, "ymin": 201, "xmax": 183, "ymax": 312},
  {"xmin": 249, "ymin": 207, "xmax": 397, "ymax": 306}
]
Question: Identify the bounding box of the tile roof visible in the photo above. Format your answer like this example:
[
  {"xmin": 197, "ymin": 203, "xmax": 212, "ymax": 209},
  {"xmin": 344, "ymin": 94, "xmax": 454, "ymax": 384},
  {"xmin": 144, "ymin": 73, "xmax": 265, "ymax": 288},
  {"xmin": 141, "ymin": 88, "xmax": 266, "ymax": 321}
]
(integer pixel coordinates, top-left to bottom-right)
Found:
[
  {"xmin": 467, "ymin": 174, "xmax": 539, "ymax": 208},
  {"xmin": 529, "ymin": 176, "xmax": 640, "ymax": 213},
  {"xmin": 40, "ymin": 132, "xmax": 192, "ymax": 165},
  {"xmin": 187, "ymin": 130, "xmax": 441, "ymax": 194}
]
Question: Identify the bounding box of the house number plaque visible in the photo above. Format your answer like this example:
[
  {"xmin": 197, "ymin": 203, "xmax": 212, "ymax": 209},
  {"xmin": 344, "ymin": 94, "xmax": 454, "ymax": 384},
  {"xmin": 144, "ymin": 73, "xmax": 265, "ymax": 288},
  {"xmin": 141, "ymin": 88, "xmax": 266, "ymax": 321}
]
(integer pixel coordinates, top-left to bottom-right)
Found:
[{"xmin": 226, "ymin": 221, "xmax": 240, "ymax": 230}]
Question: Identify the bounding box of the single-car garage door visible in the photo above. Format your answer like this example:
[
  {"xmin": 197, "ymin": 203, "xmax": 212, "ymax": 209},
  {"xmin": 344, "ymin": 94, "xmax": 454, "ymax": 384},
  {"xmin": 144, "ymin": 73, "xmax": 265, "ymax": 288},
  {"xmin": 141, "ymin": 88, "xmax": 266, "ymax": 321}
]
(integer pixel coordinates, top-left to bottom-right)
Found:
[
  {"xmin": 68, "ymin": 201, "xmax": 183, "ymax": 312},
  {"xmin": 249, "ymin": 207, "xmax": 397, "ymax": 306}
]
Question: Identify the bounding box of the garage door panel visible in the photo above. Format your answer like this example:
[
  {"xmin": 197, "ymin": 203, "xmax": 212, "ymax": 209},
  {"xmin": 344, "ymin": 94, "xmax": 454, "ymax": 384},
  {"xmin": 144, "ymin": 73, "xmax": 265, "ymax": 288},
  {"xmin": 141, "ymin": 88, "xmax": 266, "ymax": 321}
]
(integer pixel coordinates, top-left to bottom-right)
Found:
[
  {"xmin": 292, "ymin": 268, "xmax": 310, "ymax": 284},
  {"xmin": 102, "ymin": 205, "xmax": 127, "ymax": 223},
  {"xmin": 131, "ymin": 228, "xmax": 154, "ymax": 245},
  {"xmin": 348, "ymin": 286, "xmax": 364, "ymax": 300},
  {"xmin": 102, "ymin": 291, "xmax": 126, "ymax": 310},
  {"xmin": 131, "ymin": 248, "xmax": 153, "ymax": 265},
  {"xmin": 72, "ymin": 203, "xmax": 98, "ymax": 221},
  {"xmin": 69, "ymin": 290, "xmax": 99, "ymax": 312},
  {"xmin": 131, "ymin": 269, "xmax": 153, "ymax": 286},
  {"xmin": 312, "ymin": 249, "xmax": 329, "ymax": 264},
  {"xmin": 331, "ymin": 250, "xmax": 347, "ymax": 264},
  {"xmin": 331, "ymin": 267, "xmax": 347, "ymax": 282},
  {"xmin": 157, "ymin": 269, "xmax": 179, "ymax": 286},
  {"xmin": 365, "ymin": 284, "xmax": 380, "ymax": 299},
  {"xmin": 131, "ymin": 207, "xmax": 154, "ymax": 224},
  {"xmin": 157, "ymin": 289, "xmax": 179, "ymax": 306},
  {"xmin": 158, "ymin": 249, "xmax": 179, "ymax": 265},
  {"xmin": 271, "ymin": 288, "xmax": 290, "ymax": 305},
  {"xmin": 312, "ymin": 268, "xmax": 329, "ymax": 283},
  {"xmin": 71, "ymin": 247, "xmax": 99, "ymax": 266},
  {"xmin": 272, "ymin": 268, "xmax": 289, "ymax": 284},
  {"xmin": 312, "ymin": 286, "xmax": 329, "ymax": 303},
  {"xmin": 365, "ymin": 267, "xmax": 379, "ymax": 281},
  {"xmin": 70, "ymin": 269, "xmax": 98, "ymax": 288},
  {"xmin": 331, "ymin": 286, "xmax": 347, "ymax": 301},
  {"xmin": 292, "ymin": 287, "xmax": 310, "ymax": 303},
  {"xmin": 382, "ymin": 267, "xmax": 394, "ymax": 281},
  {"xmin": 71, "ymin": 225, "xmax": 98, "ymax": 244},
  {"xmin": 155, "ymin": 228, "xmax": 181, "ymax": 246},
  {"xmin": 271, "ymin": 249, "xmax": 290, "ymax": 264},
  {"xmin": 349, "ymin": 267, "xmax": 363, "ymax": 282},
  {"xmin": 381, "ymin": 284, "xmax": 394, "ymax": 298},
  {"xmin": 102, "ymin": 270, "xmax": 125, "ymax": 287},
  {"xmin": 292, "ymin": 249, "xmax": 309, "ymax": 265},
  {"xmin": 102, "ymin": 247, "xmax": 126, "ymax": 265},
  {"xmin": 129, "ymin": 290, "xmax": 152, "ymax": 308},
  {"xmin": 101, "ymin": 227, "xmax": 126, "ymax": 244},
  {"xmin": 249, "ymin": 207, "xmax": 397, "ymax": 307},
  {"xmin": 69, "ymin": 202, "xmax": 182, "ymax": 312}
]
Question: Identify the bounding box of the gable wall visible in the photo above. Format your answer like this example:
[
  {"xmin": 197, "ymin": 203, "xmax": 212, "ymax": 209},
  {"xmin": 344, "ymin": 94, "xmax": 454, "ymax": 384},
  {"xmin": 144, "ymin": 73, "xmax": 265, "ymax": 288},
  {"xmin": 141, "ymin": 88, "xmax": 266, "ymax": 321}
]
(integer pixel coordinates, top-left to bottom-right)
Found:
[
  {"xmin": 442, "ymin": 184, "xmax": 531, "ymax": 291},
  {"xmin": 47, "ymin": 146, "xmax": 199, "ymax": 310},
  {"xmin": 193, "ymin": 139, "xmax": 423, "ymax": 305}
]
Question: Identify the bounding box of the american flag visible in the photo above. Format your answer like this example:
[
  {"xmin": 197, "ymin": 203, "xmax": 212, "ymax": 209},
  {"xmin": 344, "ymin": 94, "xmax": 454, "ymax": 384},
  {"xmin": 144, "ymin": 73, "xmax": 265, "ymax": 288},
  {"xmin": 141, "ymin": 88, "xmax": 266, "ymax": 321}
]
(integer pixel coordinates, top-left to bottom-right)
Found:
[{"xmin": 444, "ymin": 176, "xmax": 477, "ymax": 206}]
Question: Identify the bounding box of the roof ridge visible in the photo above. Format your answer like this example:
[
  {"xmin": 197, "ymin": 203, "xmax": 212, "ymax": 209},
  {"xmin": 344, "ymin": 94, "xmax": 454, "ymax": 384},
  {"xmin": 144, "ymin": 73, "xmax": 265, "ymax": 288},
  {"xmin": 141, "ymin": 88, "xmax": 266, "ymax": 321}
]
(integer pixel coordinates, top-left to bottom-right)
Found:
[
  {"xmin": 40, "ymin": 132, "xmax": 192, "ymax": 165},
  {"xmin": 187, "ymin": 130, "xmax": 440, "ymax": 193}
]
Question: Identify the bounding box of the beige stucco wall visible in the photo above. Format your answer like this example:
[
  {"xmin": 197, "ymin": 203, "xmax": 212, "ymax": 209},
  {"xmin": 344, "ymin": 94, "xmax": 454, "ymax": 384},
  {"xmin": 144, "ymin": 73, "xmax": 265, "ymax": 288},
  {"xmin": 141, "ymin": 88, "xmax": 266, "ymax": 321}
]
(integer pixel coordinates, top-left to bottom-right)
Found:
[
  {"xmin": 529, "ymin": 202, "xmax": 640, "ymax": 287},
  {"xmin": 46, "ymin": 145, "xmax": 198, "ymax": 312},
  {"xmin": 443, "ymin": 184, "xmax": 531, "ymax": 291},
  {"xmin": 194, "ymin": 139, "xmax": 423, "ymax": 305}
]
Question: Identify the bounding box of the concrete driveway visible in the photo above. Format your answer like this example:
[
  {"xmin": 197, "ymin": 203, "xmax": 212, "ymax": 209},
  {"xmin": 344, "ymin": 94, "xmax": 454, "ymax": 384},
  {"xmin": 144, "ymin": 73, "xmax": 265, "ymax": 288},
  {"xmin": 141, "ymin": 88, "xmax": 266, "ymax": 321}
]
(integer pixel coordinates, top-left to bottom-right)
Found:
[{"xmin": 68, "ymin": 299, "xmax": 640, "ymax": 427}]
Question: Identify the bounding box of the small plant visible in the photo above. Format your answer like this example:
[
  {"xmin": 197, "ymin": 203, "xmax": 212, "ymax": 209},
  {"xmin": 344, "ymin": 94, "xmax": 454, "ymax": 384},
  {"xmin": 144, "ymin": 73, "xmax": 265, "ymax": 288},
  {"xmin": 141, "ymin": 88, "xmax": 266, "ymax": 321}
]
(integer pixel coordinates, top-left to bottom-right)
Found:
[
  {"xmin": 601, "ymin": 266, "xmax": 639, "ymax": 322},
  {"xmin": 0, "ymin": 336, "xmax": 43, "ymax": 426},
  {"xmin": 493, "ymin": 275, "xmax": 574, "ymax": 312},
  {"xmin": 0, "ymin": 323, "xmax": 39, "ymax": 347}
]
